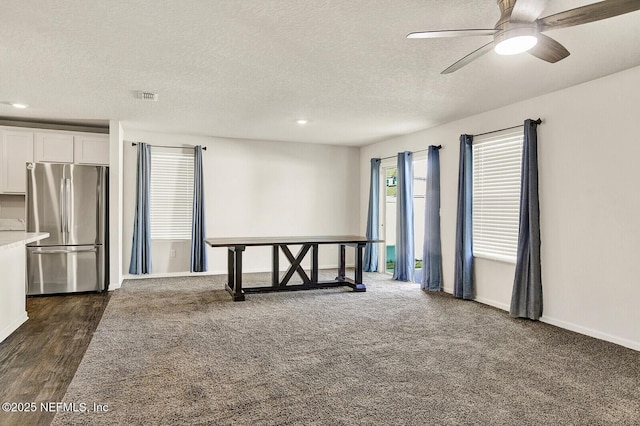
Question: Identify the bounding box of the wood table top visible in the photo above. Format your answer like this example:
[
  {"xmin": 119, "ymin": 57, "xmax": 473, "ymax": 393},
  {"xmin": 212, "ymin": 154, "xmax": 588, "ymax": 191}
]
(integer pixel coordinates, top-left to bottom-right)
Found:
[{"xmin": 205, "ymin": 235, "xmax": 384, "ymax": 247}]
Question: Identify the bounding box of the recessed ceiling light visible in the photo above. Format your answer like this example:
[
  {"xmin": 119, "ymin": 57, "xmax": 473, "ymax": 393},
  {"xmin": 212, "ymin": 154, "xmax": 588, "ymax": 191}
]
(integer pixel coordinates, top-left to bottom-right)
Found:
[
  {"xmin": 10, "ymin": 103, "xmax": 29, "ymax": 109},
  {"xmin": 296, "ymin": 119, "xmax": 308, "ymax": 125}
]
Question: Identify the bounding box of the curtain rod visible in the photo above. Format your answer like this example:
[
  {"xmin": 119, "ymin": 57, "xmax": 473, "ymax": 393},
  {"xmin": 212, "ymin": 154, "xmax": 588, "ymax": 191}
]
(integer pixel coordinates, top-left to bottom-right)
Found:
[
  {"xmin": 127, "ymin": 141, "xmax": 207, "ymax": 150},
  {"xmin": 473, "ymin": 118, "xmax": 542, "ymax": 138},
  {"xmin": 379, "ymin": 145, "xmax": 441, "ymax": 161},
  {"xmin": 375, "ymin": 118, "xmax": 542, "ymax": 161}
]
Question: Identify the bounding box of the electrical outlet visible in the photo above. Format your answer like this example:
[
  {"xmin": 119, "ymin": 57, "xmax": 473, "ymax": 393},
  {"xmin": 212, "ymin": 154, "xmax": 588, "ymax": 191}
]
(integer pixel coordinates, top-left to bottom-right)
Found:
[{"xmin": 170, "ymin": 249, "xmax": 176, "ymax": 258}]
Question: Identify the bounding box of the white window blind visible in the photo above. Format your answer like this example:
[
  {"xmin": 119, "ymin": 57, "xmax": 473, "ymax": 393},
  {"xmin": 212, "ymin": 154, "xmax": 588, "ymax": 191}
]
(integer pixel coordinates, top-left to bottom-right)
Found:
[
  {"xmin": 472, "ymin": 129, "xmax": 523, "ymax": 263},
  {"xmin": 150, "ymin": 149, "xmax": 194, "ymax": 240}
]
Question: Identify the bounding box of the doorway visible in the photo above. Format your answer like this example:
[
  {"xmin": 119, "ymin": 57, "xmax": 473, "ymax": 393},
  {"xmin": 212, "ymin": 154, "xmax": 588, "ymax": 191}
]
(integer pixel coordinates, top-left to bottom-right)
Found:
[{"xmin": 381, "ymin": 156, "xmax": 427, "ymax": 276}]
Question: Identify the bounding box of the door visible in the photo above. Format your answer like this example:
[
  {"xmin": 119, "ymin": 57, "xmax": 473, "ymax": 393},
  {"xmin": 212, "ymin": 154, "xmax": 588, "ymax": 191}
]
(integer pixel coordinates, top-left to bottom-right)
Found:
[
  {"xmin": 383, "ymin": 165, "xmax": 397, "ymax": 274},
  {"xmin": 67, "ymin": 165, "xmax": 107, "ymax": 245},
  {"xmin": 26, "ymin": 163, "xmax": 66, "ymax": 245},
  {"xmin": 381, "ymin": 155, "xmax": 428, "ymax": 276},
  {"xmin": 74, "ymin": 135, "xmax": 110, "ymax": 165},
  {"xmin": 26, "ymin": 245, "xmax": 105, "ymax": 295},
  {"xmin": 35, "ymin": 132, "xmax": 74, "ymax": 163},
  {"xmin": 26, "ymin": 163, "xmax": 106, "ymax": 246},
  {"xmin": 1, "ymin": 130, "xmax": 34, "ymax": 193}
]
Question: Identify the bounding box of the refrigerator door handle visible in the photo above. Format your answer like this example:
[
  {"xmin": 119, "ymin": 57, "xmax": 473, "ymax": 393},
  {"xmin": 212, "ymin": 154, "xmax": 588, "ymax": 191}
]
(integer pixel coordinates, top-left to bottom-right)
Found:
[
  {"xmin": 65, "ymin": 178, "xmax": 72, "ymax": 234},
  {"xmin": 59, "ymin": 178, "xmax": 66, "ymax": 232},
  {"xmin": 32, "ymin": 247, "xmax": 98, "ymax": 255}
]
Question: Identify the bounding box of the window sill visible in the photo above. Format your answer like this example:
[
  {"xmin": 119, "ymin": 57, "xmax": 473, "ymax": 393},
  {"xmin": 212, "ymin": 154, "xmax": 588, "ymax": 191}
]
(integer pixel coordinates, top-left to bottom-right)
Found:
[{"xmin": 473, "ymin": 253, "xmax": 516, "ymax": 265}]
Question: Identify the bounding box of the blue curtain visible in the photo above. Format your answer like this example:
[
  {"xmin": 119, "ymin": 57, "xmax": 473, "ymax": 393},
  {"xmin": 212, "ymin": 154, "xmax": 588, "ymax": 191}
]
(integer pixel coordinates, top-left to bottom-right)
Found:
[
  {"xmin": 129, "ymin": 143, "xmax": 152, "ymax": 274},
  {"xmin": 421, "ymin": 146, "xmax": 442, "ymax": 291},
  {"xmin": 454, "ymin": 135, "xmax": 474, "ymax": 299},
  {"xmin": 510, "ymin": 119, "xmax": 542, "ymax": 319},
  {"xmin": 393, "ymin": 152, "xmax": 414, "ymax": 281},
  {"xmin": 364, "ymin": 158, "xmax": 381, "ymax": 272},
  {"xmin": 190, "ymin": 145, "xmax": 208, "ymax": 272}
]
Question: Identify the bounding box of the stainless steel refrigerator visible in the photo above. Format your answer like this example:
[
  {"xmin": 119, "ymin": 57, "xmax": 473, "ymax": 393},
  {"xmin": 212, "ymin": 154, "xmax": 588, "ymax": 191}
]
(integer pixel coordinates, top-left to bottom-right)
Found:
[{"xmin": 26, "ymin": 162, "xmax": 108, "ymax": 295}]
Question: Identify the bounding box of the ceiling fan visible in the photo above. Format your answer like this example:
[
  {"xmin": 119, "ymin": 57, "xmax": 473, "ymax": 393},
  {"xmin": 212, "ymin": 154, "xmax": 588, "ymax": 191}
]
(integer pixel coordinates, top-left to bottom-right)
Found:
[{"xmin": 407, "ymin": 0, "xmax": 640, "ymax": 74}]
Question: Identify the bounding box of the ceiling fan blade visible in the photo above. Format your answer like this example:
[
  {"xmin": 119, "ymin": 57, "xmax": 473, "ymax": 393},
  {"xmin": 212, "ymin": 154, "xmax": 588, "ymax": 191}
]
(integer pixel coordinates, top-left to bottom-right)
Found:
[
  {"xmin": 528, "ymin": 34, "xmax": 570, "ymax": 63},
  {"xmin": 441, "ymin": 41, "xmax": 495, "ymax": 74},
  {"xmin": 510, "ymin": 0, "xmax": 549, "ymax": 22},
  {"xmin": 538, "ymin": 0, "xmax": 640, "ymax": 32},
  {"xmin": 407, "ymin": 29, "xmax": 496, "ymax": 39}
]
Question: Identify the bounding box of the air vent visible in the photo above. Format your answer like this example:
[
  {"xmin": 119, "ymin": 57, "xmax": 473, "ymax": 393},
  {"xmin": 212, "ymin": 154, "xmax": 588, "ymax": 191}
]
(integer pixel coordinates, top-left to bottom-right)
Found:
[{"xmin": 137, "ymin": 91, "xmax": 158, "ymax": 101}]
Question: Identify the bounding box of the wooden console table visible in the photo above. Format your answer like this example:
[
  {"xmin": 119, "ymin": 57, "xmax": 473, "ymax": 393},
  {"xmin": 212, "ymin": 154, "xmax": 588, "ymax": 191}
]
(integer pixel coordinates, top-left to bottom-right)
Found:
[{"xmin": 205, "ymin": 236, "xmax": 383, "ymax": 301}]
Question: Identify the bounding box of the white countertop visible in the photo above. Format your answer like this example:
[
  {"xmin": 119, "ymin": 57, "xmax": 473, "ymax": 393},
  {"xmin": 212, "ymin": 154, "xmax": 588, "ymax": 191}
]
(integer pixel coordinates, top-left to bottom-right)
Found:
[{"xmin": 0, "ymin": 232, "xmax": 50, "ymax": 251}]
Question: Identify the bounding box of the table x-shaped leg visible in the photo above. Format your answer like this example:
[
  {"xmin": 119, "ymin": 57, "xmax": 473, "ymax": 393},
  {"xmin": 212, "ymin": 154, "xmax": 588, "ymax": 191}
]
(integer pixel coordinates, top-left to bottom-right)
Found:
[{"xmin": 278, "ymin": 244, "xmax": 312, "ymax": 286}]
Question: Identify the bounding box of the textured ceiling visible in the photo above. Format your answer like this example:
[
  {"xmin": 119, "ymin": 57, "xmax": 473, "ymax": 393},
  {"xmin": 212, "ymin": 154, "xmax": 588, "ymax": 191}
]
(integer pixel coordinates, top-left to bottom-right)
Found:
[{"xmin": 1, "ymin": 0, "xmax": 640, "ymax": 146}]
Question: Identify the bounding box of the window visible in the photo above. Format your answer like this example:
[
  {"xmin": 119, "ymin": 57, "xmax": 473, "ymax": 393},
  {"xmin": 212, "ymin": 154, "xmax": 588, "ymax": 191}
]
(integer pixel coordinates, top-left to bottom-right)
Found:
[
  {"xmin": 149, "ymin": 148, "xmax": 194, "ymax": 240},
  {"xmin": 472, "ymin": 129, "xmax": 523, "ymax": 263}
]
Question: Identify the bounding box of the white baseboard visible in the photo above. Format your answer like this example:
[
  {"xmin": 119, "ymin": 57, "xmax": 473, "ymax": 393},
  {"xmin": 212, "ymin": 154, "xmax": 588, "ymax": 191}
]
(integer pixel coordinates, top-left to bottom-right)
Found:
[
  {"xmin": 540, "ymin": 315, "xmax": 640, "ymax": 352},
  {"xmin": 469, "ymin": 295, "xmax": 639, "ymax": 352},
  {"xmin": 123, "ymin": 270, "xmax": 216, "ymax": 280},
  {"xmin": 474, "ymin": 296, "xmax": 510, "ymax": 312},
  {"xmin": 0, "ymin": 312, "xmax": 28, "ymax": 343},
  {"xmin": 433, "ymin": 289, "xmax": 510, "ymax": 312}
]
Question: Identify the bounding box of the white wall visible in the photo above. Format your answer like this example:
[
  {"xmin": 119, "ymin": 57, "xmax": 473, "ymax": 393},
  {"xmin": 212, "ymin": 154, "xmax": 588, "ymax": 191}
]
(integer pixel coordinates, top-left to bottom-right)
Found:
[
  {"xmin": 109, "ymin": 121, "xmax": 124, "ymax": 290},
  {"xmin": 122, "ymin": 130, "xmax": 361, "ymax": 276},
  {"xmin": 360, "ymin": 65, "xmax": 640, "ymax": 351}
]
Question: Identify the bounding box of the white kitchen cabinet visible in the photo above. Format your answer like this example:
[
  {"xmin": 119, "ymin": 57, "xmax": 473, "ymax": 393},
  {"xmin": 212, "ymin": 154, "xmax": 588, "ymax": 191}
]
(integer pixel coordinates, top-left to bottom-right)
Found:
[
  {"xmin": 1, "ymin": 130, "xmax": 34, "ymax": 194},
  {"xmin": 1, "ymin": 127, "xmax": 109, "ymax": 193},
  {"xmin": 35, "ymin": 132, "xmax": 74, "ymax": 163},
  {"xmin": 74, "ymin": 134, "xmax": 109, "ymax": 165}
]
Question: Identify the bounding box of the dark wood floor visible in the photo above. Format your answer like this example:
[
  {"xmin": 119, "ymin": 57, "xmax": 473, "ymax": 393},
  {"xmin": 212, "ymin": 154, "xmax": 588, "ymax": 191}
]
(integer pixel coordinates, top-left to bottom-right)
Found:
[{"xmin": 0, "ymin": 292, "xmax": 111, "ymax": 426}]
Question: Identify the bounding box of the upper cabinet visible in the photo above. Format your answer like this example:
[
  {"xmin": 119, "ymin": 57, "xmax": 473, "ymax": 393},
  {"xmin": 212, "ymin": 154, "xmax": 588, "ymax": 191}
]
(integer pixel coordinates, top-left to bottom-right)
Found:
[
  {"xmin": 74, "ymin": 135, "xmax": 109, "ymax": 165},
  {"xmin": 35, "ymin": 132, "xmax": 74, "ymax": 163},
  {"xmin": 1, "ymin": 130, "xmax": 35, "ymax": 193},
  {"xmin": 0, "ymin": 126, "xmax": 109, "ymax": 194}
]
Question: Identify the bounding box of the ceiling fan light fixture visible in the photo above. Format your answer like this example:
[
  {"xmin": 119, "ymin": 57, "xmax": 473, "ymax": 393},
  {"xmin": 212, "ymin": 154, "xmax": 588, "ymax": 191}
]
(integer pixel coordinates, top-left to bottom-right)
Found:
[
  {"xmin": 409, "ymin": 0, "xmax": 640, "ymax": 72},
  {"xmin": 494, "ymin": 24, "xmax": 538, "ymax": 56},
  {"xmin": 495, "ymin": 35, "xmax": 538, "ymax": 55}
]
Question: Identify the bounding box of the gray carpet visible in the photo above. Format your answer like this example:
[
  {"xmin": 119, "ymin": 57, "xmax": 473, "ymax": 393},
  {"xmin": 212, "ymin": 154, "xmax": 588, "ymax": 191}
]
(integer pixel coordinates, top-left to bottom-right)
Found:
[{"xmin": 53, "ymin": 271, "xmax": 640, "ymax": 425}]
